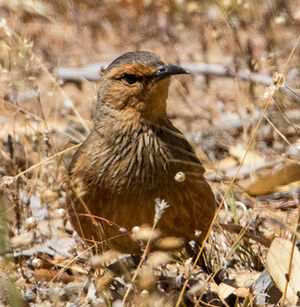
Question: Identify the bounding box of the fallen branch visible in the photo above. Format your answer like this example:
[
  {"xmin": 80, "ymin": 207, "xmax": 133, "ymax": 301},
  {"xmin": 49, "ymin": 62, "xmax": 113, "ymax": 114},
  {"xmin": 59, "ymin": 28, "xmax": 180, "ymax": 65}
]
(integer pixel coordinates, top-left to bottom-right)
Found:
[{"xmin": 56, "ymin": 62, "xmax": 296, "ymax": 94}]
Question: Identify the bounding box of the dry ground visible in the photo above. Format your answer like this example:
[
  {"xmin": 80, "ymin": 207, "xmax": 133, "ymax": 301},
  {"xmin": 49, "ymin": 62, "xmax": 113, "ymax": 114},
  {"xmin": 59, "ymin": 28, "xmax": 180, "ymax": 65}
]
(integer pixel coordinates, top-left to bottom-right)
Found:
[{"xmin": 0, "ymin": 1, "xmax": 300, "ymax": 306}]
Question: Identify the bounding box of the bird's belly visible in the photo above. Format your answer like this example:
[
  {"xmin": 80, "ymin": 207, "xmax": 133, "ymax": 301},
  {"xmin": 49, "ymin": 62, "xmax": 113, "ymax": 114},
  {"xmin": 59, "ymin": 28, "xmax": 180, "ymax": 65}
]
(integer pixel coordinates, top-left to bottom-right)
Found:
[{"xmin": 70, "ymin": 180, "xmax": 214, "ymax": 254}]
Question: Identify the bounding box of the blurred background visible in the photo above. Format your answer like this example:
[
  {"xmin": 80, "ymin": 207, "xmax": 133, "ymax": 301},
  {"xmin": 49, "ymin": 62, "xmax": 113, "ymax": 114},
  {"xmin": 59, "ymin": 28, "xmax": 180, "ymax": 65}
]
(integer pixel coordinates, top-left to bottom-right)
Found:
[
  {"xmin": 0, "ymin": 0, "xmax": 299, "ymax": 306},
  {"xmin": 1, "ymin": 0, "xmax": 299, "ymax": 162}
]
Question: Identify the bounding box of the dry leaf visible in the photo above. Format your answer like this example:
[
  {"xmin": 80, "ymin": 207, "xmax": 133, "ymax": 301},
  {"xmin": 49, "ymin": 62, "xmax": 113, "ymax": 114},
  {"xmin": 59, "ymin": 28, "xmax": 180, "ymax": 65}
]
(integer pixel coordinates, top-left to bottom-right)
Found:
[
  {"xmin": 266, "ymin": 238, "xmax": 300, "ymax": 305},
  {"xmin": 233, "ymin": 270, "xmax": 261, "ymax": 288},
  {"xmin": 247, "ymin": 163, "xmax": 300, "ymax": 196},
  {"xmin": 218, "ymin": 282, "xmax": 235, "ymax": 299}
]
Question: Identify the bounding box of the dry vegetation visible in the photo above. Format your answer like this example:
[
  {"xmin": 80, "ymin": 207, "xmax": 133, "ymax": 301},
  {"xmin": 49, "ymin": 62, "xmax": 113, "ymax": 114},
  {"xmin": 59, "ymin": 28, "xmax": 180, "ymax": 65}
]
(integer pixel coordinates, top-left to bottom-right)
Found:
[{"xmin": 0, "ymin": 0, "xmax": 300, "ymax": 306}]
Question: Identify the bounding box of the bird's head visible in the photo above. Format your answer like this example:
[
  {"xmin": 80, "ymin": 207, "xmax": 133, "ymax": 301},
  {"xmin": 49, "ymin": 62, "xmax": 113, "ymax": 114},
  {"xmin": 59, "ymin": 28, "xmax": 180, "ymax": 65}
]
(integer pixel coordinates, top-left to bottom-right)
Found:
[{"xmin": 96, "ymin": 51, "xmax": 189, "ymax": 122}]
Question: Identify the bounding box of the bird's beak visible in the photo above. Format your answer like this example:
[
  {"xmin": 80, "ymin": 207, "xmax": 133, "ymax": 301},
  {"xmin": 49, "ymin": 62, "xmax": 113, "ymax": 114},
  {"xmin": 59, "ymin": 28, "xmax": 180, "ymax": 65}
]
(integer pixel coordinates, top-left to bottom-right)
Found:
[{"xmin": 154, "ymin": 65, "xmax": 190, "ymax": 81}]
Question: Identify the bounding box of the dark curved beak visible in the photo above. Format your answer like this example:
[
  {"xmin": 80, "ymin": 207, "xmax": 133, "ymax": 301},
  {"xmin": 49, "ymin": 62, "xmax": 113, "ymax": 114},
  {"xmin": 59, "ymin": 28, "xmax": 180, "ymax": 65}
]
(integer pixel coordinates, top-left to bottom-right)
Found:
[{"xmin": 154, "ymin": 64, "xmax": 190, "ymax": 81}]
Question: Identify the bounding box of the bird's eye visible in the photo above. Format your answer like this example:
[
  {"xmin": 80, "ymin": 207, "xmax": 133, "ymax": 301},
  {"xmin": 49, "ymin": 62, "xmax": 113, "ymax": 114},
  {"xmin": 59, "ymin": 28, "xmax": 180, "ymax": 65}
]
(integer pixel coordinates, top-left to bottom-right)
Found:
[{"xmin": 123, "ymin": 74, "xmax": 139, "ymax": 85}]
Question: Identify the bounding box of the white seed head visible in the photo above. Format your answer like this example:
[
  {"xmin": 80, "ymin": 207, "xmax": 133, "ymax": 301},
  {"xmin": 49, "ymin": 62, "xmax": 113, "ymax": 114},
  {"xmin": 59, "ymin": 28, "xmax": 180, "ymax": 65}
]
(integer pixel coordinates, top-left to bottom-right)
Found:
[
  {"xmin": 90, "ymin": 250, "xmax": 121, "ymax": 268},
  {"xmin": 274, "ymin": 16, "xmax": 286, "ymax": 25},
  {"xmin": 63, "ymin": 99, "xmax": 74, "ymax": 108},
  {"xmin": 131, "ymin": 224, "xmax": 161, "ymax": 242},
  {"xmin": 154, "ymin": 198, "xmax": 169, "ymax": 224},
  {"xmin": 272, "ymin": 72, "xmax": 285, "ymax": 87},
  {"xmin": 25, "ymin": 217, "xmax": 37, "ymax": 230},
  {"xmin": 146, "ymin": 251, "xmax": 170, "ymax": 267},
  {"xmin": 195, "ymin": 230, "xmax": 202, "ymax": 237},
  {"xmin": 263, "ymin": 85, "xmax": 276, "ymax": 100},
  {"xmin": 155, "ymin": 237, "xmax": 184, "ymax": 251},
  {"xmin": 56, "ymin": 208, "xmax": 66, "ymax": 218},
  {"xmin": 0, "ymin": 176, "xmax": 14, "ymax": 186},
  {"xmin": 174, "ymin": 171, "xmax": 186, "ymax": 183},
  {"xmin": 32, "ymin": 258, "xmax": 42, "ymax": 268},
  {"xmin": 132, "ymin": 226, "xmax": 140, "ymax": 234}
]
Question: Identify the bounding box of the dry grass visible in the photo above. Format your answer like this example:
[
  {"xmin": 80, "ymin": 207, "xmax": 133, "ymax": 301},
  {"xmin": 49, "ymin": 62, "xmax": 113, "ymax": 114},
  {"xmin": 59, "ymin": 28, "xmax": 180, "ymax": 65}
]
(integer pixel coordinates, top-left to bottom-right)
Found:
[{"xmin": 0, "ymin": 0, "xmax": 299, "ymax": 306}]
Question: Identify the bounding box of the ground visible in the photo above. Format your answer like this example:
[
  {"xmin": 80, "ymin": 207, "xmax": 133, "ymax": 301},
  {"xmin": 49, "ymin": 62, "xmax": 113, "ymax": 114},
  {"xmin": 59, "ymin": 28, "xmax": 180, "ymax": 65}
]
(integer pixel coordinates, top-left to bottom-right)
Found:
[{"xmin": 0, "ymin": 1, "xmax": 300, "ymax": 306}]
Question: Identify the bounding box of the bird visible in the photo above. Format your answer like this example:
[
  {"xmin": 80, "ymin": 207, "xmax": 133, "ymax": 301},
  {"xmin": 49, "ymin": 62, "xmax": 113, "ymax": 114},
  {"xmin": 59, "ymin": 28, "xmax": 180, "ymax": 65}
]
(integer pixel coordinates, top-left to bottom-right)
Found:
[{"xmin": 67, "ymin": 51, "xmax": 215, "ymax": 254}]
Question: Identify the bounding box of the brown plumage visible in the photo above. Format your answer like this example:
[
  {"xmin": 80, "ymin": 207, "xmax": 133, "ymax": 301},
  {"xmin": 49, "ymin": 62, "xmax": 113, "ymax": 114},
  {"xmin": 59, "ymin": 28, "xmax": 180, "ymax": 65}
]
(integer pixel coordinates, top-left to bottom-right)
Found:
[{"xmin": 67, "ymin": 51, "xmax": 215, "ymax": 254}]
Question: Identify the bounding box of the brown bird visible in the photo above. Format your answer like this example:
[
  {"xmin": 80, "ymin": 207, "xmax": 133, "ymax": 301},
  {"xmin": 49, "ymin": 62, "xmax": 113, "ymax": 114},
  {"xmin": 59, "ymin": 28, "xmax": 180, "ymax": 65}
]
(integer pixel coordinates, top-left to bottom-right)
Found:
[{"xmin": 67, "ymin": 51, "xmax": 215, "ymax": 254}]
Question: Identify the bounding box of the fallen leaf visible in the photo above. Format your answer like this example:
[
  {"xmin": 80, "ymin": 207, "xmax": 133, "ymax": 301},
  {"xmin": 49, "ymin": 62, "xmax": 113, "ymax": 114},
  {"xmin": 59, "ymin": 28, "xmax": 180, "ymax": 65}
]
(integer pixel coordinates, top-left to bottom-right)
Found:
[
  {"xmin": 218, "ymin": 282, "xmax": 235, "ymax": 299},
  {"xmin": 247, "ymin": 163, "xmax": 300, "ymax": 196},
  {"xmin": 266, "ymin": 238, "xmax": 300, "ymax": 306}
]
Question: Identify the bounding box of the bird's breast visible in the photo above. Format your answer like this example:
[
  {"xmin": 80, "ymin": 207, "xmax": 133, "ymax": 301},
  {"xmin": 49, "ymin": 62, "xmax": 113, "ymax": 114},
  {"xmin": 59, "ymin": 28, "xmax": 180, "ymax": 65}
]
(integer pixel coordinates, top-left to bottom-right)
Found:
[{"xmin": 93, "ymin": 124, "xmax": 172, "ymax": 194}]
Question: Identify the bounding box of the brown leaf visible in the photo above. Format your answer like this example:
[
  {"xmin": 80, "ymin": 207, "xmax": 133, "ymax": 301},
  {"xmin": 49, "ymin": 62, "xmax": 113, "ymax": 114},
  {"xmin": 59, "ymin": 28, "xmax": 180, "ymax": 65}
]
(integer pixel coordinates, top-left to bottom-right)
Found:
[
  {"xmin": 34, "ymin": 269, "xmax": 75, "ymax": 283},
  {"xmin": 247, "ymin": 163, "xmax": 300, "ymax": 196}
]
